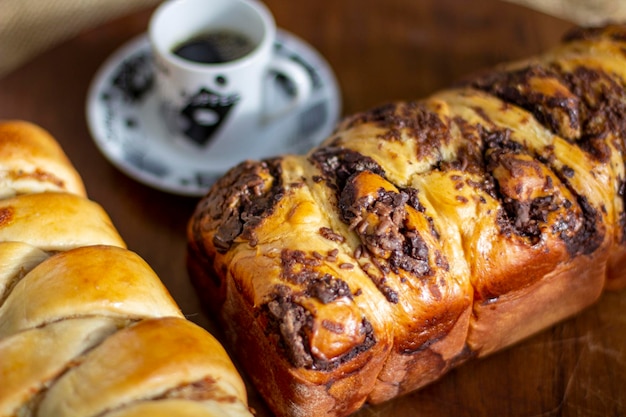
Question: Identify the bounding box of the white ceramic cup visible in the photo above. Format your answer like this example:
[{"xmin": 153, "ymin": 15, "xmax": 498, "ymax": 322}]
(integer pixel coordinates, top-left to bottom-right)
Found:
[{"xmin": 149, "ymin": 0, "xmax": 312, "ymax": 157}]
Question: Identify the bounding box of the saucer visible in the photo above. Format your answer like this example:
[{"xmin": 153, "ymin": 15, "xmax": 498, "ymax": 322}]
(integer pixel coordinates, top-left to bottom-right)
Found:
[{"xmin": 86, "ymin": 30, "xmax": 341, "ymax": 196}]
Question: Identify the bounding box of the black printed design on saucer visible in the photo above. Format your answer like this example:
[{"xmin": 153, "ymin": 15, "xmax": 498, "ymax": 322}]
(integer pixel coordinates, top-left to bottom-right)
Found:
[
  {"xmin": 179, "ymin": 87, "xmax": 240, "ymax": 145},
  {"xmin": 112, "ymin": 52, "xmax": 154, "ymax": 102},
  {"xmin": 274, "ymin": 42, "xmax": 323, "ymax": 91}
]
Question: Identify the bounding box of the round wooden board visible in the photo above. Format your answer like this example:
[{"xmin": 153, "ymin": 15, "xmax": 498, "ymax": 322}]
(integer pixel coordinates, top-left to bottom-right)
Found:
[{"xmin": 1, "ymin": 0, "xmax": 624, "ymax": 416}]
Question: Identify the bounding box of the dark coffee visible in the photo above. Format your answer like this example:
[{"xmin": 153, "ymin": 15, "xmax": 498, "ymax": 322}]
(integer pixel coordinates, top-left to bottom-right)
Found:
[{"xmin": 172, "ymin": 30, "xmax": 255, "ymax": 64}]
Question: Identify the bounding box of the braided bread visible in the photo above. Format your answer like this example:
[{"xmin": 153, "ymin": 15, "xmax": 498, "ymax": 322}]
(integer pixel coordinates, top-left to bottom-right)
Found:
[
  {"xmin": 0, "ymin": 121, "xmax": 252, "ymax": 417},
  {"xmin": 187, "ymin": 24, "xmax": 626, "ymax": 417}
]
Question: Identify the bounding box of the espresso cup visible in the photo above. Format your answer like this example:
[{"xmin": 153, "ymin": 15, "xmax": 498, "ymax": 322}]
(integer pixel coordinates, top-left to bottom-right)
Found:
[{"xmin": 149, "ymin": 0, "xmax": 313, "ymax": 158}]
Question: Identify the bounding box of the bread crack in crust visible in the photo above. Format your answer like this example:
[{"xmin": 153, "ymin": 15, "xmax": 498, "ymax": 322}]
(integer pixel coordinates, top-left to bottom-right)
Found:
[
  {"xmin": 187, "ymin": 24, "xmax": 626, "ymax": 417},
  {"xmin": 0, "ymin": 120, "xmax": 253, "ymax": 417}
]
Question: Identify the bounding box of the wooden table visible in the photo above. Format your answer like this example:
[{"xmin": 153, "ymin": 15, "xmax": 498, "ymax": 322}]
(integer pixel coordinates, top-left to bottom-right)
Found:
[{"xmin": 1, "ymin": 0, "xmax": 624, "ymax": 415}]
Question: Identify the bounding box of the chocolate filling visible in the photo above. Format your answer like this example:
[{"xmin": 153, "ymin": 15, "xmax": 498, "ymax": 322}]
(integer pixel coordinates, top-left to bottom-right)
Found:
[
  {"xmin": 319, "ymin": 226, "xmax": 346, "ymax": 243},
  {"xmin": 281, "ymin": 249, "xmax": 323, "ymax": 285},
  {"xmin": 190, "ymin": 158, "xmax": 284, "ymax": 254},
  {"xmin": 339, "ymin": 180, "xmax": 434, "ymax": 302},
  {"xmin": 265, "ymin": 286, "xmax": 314, "ymax": 368},
  {"xmin": 559, "ymin": 65, "xmax": 626, "ymax": 243},
  {"xmin": 279, "ymin": 249, "xmax": 356, "ymax": 303},
  {"xmin": 307, "ymin": 274, "xmax": 353, "ymax": 304},
  {"xmin": 437, "ymin": 117, "xmax": 485, "ymax": 175},
  {"xmin": 498, "ymin": 196, "xmax": 560, "ymax": 244},
  {"xmin": 343, "ymin": 101, "xmax": 452, "ymax": 161},
  {"xmin": 560, "ymin": 195, "xmax": 603, "ymax": 255},
  {"xmin": 263, "ymin": 284, "xmax": 375, "ymax": 371},
  {"xmin": 465, "ymin": 65, "xmax": 581, "ymax": 140},
  {"xmin": 483, "ymin": 128, "xmax": 603, "ymax": 255},
  {"xmin": 309, "ymin": 146, "xmax": 385, "ymax": 192},
  {"xmin": 464, "ymin": 56, "xmax": 626, "ymax": 250},
  {"xmin": 560, "ymin": 66, "xmax": 626, "ymax": 160}
]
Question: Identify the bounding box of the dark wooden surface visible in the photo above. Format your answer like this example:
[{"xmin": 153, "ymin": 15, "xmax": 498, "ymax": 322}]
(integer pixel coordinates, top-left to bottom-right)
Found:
[{"xmin": 1, "ymin": 1, "xmax": 625, "ymax": 415}]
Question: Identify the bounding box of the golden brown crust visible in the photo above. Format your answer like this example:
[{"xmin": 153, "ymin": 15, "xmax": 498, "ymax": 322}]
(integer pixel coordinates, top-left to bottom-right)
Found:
[
  {"xmin": 0, "ymin": 317, "xmax": 122, "ymax": 417},
  {"xmin": 0, "ymin": 242, "xmax": 49, "ymax": 303},
  {"xmin": 100, "ymin": 399, "xmax": 252, "ymax": 417},
  {"xmin": 0, "ymin": 120, "xmax": 86, "ymax": 198},
  {"xmin": 0, "ymin": 246, "xmax": 183, "ymax": 338},
  {"xmin": 0, "ymin": 122, "xmax": 253, "ymax": 416},
  {"xmin": 0, "ymin": 192, "xmax": 126, "ymax": 251},
  {"xmin": 187, "ymin": 23, "xmax": 626, "ymax": 417},
  {"xmin": 38, "ymin": 317, "xmax": 247, "ymax": 417}
]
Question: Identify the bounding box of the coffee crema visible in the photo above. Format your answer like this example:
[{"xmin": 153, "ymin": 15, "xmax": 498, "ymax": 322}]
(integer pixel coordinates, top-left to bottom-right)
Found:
[{"xmin": 172, "ymin": 30, "xmax": 255, "ymax": 64}]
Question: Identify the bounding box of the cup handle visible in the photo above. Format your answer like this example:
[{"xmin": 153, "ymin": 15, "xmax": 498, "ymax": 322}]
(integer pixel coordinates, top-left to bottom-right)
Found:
[{"xmin": 263, "ymin": 55, "xmax": 313, "ymax": 123}]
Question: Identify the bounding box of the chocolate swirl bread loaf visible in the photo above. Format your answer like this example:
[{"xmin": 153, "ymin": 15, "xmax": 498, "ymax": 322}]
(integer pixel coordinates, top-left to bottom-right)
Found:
[
  {"xmin": 0, "ymin": 121, "xmax": 253, "ymax": 417},
  {"xmin": 187, "ymin": 24, "xmax": 626, "ymax": 417}
]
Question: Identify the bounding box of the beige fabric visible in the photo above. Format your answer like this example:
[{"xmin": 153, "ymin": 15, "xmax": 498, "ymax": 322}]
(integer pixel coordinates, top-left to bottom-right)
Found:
[
  {"xmin": 0, "ymin": 0, "xmax": 160, "ymax": 78},
  {"xmin": 505, "ymin": 0, "xmax": 626, "ymax": 25}
]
